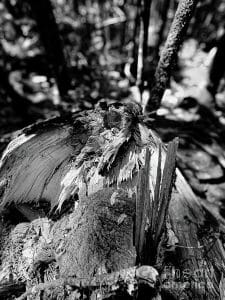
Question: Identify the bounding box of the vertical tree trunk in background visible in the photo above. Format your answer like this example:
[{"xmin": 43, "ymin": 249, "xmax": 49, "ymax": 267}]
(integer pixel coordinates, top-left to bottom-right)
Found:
[
  {"xmin": 120, "ymin": 0, "xmax": 127, "ymax": 52},
  {"xmin": 145, "ymin": 0, "xmax": 198, "ymax": 113},
  {"xmin": 72, "ymin": 0, "xmax": 79, "ymax": 14},
  {"xmin": 27, "ymin": 0, "xmax": 71, "ymax": 98},
  {"xmin": 131, "ymin": 0, "xmax": 142, "ymax": 79},
  {"xmin": 155, "ymin": 0, "xmax": 171, "ymax": 59},
  {"xmin": 140, "ymin": 0, "xmax": 152, "ymax": 90},
  {"xmin": 208, "ymin": 32, "xmax": 225, "ymax": 95},
  {"xmin": 136, "ymin": 0, "xmax": 152, "ymax": 94},
  {"xmin": 142, "ymin": 0, "xmax": 152, "ymax": 60}
]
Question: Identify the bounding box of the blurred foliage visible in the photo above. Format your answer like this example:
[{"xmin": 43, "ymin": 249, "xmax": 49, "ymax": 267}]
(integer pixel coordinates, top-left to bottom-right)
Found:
[{"xmin": 0, "ymin": 0, "xmax": 225, "ymax": 135}]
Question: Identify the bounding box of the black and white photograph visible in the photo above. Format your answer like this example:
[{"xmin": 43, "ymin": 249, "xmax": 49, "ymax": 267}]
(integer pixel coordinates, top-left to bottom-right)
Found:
[{"xmin": 0, "ymin": 0, "xmax": 225, "ymax": 299}]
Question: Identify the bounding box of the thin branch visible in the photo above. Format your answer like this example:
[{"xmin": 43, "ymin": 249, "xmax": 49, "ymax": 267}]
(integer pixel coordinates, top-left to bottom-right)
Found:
[{"xmin": 145, "ymin": 0, "xmax": 198, "ymax": 113}]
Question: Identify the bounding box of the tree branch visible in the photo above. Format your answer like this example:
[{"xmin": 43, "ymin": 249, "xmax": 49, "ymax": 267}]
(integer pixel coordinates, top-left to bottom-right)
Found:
[{"xmin": 145, "ymin": 0, "xmax": 198, "ymax": 113}]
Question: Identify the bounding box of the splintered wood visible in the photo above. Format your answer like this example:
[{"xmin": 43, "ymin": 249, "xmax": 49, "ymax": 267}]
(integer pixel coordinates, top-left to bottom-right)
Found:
[
  {"xmin": 1, "ymin": 104, "xmax": 225, "ymax": 299},
  {"xmin": 135, "ymin": 138, "xmax": 179, "ymax": 265}
]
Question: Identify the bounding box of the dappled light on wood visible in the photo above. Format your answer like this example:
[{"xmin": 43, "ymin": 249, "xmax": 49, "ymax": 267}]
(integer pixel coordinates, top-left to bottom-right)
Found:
[{"xmin": 0, "ymin": 0, "xmax": 225, "ymax": 299}]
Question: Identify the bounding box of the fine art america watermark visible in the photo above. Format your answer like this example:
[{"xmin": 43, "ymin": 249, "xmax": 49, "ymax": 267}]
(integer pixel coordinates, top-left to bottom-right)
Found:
[
  {"xmin": 161, "ymin": 265, "xmax": 215, "ymax": 292},
  {"xmin": 94, "ymin": 265, "xmax": 216, "ymax": 294}
]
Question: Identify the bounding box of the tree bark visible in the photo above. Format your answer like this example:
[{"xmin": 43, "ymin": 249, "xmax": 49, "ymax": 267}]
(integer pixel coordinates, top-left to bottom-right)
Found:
[
  {"xmin": 145, "ymin": 0, "xmax": 198, "ymax": 113},
  {"xmin": 27, "ymin": 0, "xmax": 71, "ymax": 98},
  {"xmin": 0, "ymin": 105, "xmax": 225, "ymax": 299}
]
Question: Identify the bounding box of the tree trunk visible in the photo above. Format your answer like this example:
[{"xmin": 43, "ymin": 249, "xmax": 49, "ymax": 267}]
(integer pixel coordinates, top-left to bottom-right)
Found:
[
  {"xmin": 208, "ymin": 32, "xmax": 225, "ymax": 95},
  {"xmin": 131, "ymin": 0, "xmax": 142, "ymax": 80},
  {"xmin": 142, "ymin": 0, "xmax": 152, "ymax": 60},
  {"xmin": 145, "ymin": 0, "xmax": 198, "ymax": 113},
  {"xmin": 155, "ymin": 0, "xmax": 171, "ymax": 59},
  {"xmin": 136, "ymin": 0, "xmax": 152, "ymax": 92},
  {"xmin": 27, "ymin": 0, "xmax": 71, "ymax": 98}
]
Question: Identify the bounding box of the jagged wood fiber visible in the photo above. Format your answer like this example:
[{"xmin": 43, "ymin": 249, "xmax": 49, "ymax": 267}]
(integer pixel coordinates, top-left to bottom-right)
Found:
[
  {"xmin": 0, "ymin": 103, "xmax": 225, "ymax": 299},
  {"xmin": 0, "ymin": 103, "xmax": 158, "ymax": 212}
]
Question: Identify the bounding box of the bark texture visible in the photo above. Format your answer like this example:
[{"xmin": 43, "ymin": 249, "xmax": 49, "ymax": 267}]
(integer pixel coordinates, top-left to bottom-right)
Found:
[
  {"xmin": 0, "ymin": 104, "xmax": 225, "ymax": 299},
  {"xmin": 145, "ymin": 0, "xmax": 198, "ymax": 113},
  {"xmin": 52, "ymin": 188, "xmax": 136, "ymax": 279}
]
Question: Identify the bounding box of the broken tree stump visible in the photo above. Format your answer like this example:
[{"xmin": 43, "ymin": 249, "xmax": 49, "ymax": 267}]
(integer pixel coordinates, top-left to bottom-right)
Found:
[{"xmin": 0, "ymin": 103, "xmax": 224, "ymax": 299}]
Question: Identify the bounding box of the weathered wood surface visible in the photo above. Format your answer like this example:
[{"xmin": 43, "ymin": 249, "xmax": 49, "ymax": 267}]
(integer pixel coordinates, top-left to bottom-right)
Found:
[
  {"xmin": 0, "ymin": 103, "xmax": 225, "ymax": 299},
  {"xmin": 15, "ymin": 265, "xmax": 160, "ymax": 300},
  {"xmin": 0, "ymin": 103, "xmax": 156, "ymax": 212}
]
